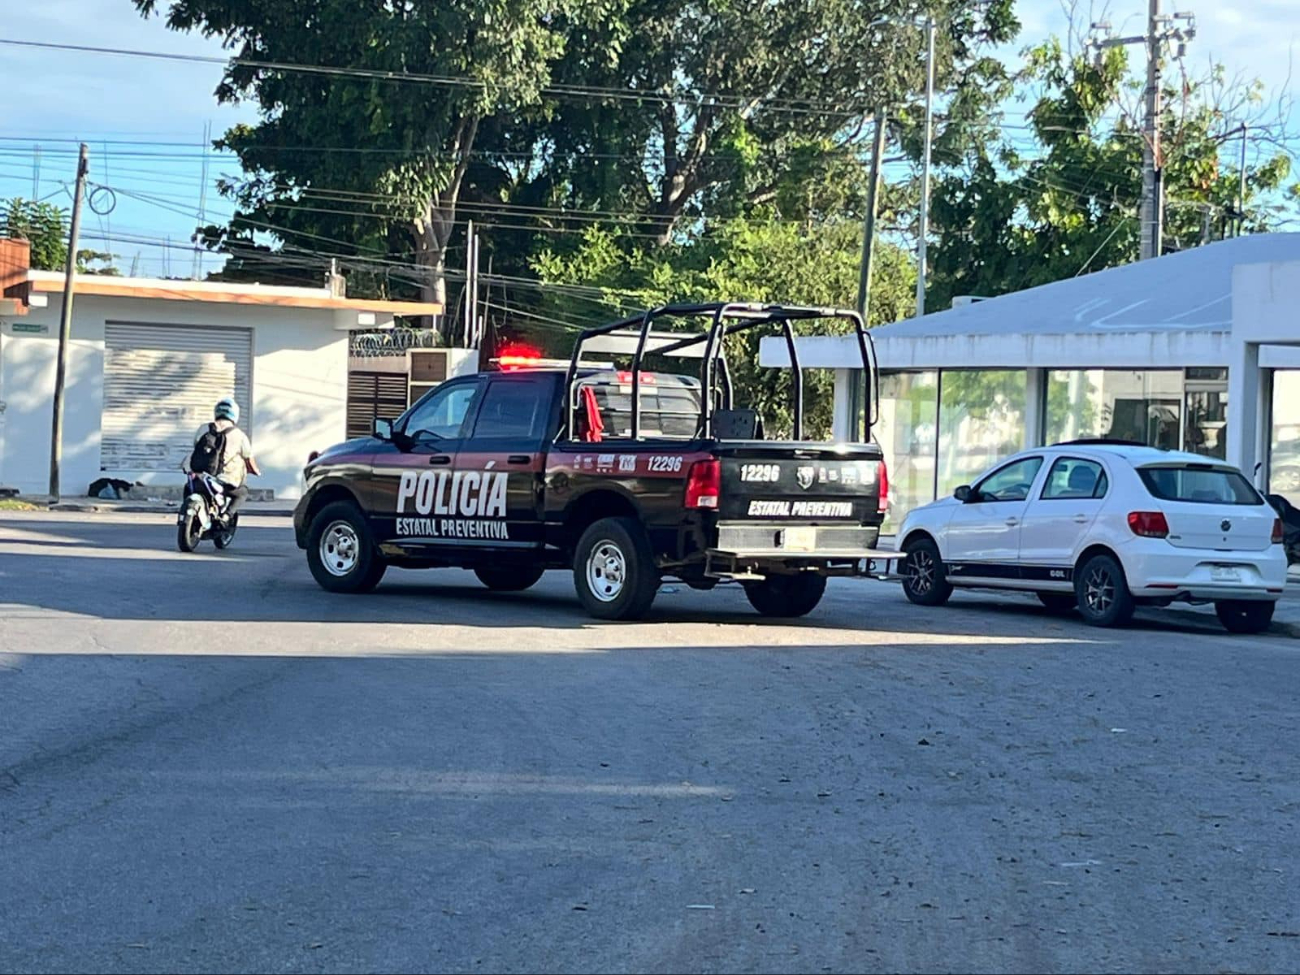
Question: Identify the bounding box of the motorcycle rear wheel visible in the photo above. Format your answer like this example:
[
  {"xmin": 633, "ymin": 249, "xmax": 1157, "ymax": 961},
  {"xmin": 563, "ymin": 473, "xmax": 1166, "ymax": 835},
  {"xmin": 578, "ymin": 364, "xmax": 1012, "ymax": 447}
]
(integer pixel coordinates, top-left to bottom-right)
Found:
[{"xmin": 177, "ymin": 510, "xmax": 203, "ymax": 552}]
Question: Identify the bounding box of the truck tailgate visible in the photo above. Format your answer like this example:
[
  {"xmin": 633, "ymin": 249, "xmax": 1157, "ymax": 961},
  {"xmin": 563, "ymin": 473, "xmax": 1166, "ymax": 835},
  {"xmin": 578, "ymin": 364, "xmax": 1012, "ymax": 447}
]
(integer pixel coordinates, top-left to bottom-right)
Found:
[{"xmin": 714, "ymin": 442, "xmax": 884, "ymax": 524}]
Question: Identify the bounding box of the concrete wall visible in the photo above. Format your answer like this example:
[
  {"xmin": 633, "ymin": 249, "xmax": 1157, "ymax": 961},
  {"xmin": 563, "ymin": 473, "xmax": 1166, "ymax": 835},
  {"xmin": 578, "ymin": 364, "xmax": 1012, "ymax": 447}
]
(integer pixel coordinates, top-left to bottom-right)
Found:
[{"xmin": 0, "ymin": 295, "xmax": 348, "ymax": 499}]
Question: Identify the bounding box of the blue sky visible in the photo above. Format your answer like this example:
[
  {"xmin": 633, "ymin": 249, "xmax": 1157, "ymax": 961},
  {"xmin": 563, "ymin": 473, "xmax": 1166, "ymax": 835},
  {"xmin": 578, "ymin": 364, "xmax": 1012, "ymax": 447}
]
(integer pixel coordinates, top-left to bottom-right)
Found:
[{"xmin": 1, "ymin": 0, "xmax": 1296, "ymax": 278}]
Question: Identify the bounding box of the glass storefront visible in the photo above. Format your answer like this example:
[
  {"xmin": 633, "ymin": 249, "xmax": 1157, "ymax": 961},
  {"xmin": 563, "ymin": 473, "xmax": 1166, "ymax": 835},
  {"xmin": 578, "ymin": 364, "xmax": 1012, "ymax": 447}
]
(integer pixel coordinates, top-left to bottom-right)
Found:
[
  {"xmin": 1044, "ymin": 370, "xmax": 1182, "ymax": 449},
  {"xmin": 936, "ymin": 370, "xmax": 1027, "ymax": 498},
  {"xmin": 1270, "ymin": 370, "xmax": 1300, "ymax": 505},
  {"xmin": 875, "ymin": 372, "xmax": 938, "ymax": 529}
]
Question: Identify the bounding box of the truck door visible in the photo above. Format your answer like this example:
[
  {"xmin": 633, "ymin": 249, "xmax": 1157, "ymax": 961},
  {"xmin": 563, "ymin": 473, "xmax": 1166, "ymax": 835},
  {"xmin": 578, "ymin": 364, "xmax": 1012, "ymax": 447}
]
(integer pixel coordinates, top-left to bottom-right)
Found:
[
  {"xmin": 454, "ymin": 373, "xmax": 554, "ymax": 550},
  {"xmin": 369, "ymin": 376, "xmax": 483, "ymax": 546}
]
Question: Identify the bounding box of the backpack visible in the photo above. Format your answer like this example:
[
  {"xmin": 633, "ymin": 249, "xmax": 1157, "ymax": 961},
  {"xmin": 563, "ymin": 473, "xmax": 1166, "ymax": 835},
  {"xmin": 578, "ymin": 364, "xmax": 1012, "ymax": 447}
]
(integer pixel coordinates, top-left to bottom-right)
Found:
[{"xmin": 190, "ymin": 422, "xmax": 228, "ymax": 475}]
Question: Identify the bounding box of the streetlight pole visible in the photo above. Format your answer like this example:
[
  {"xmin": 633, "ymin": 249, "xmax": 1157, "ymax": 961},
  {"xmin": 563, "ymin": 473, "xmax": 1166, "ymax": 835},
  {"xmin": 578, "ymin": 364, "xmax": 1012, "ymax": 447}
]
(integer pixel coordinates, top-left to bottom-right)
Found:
[
  {"xmin": 48, "ymin": 143, "xmax": 89, "ymax": 504},
  {"xmin": 856, "ymin": 107, "xmax": 888, "ymax": 323},
  {"xmin": 915, "ymin": 15, "xmax": 936, "ymax": 319}
]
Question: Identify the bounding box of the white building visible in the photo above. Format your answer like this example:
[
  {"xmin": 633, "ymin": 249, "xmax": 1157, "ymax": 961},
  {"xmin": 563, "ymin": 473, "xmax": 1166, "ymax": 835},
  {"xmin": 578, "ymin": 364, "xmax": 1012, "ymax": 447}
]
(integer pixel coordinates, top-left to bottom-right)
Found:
[
  {"xmin": 760, "ymin": 233, "xmax": 1300, "ymax": 527},
  {"xmin": 0, "ymin": 241, "xmax": 440, "ymax": 500}
]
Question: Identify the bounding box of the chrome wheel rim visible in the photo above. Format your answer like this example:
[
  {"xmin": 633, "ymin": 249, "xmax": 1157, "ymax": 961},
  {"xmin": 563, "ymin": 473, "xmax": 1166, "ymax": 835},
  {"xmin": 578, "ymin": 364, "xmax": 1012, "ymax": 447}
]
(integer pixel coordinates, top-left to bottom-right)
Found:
[
  {"xmin": 586, "ymin": 540, "xmax": 627, "ymax": 602},
  {"xmin": 321, "ymin": 521, "xmax": 361, "ymax": 577},
  {"xmin": 1084, "ymin": 566, "xmax": 1115, "ymax": 614},
  {"xmin": 907, "ymin": 549, "xmax": 935, "ymax": 594}
]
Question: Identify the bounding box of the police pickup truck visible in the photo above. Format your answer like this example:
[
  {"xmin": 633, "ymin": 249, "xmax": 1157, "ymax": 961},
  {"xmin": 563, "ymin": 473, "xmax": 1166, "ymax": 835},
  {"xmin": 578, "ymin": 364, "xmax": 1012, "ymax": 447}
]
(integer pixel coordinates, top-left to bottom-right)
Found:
[{"xmin": 293, "ymin": 303, "xmax": 895, "ymax": 620}]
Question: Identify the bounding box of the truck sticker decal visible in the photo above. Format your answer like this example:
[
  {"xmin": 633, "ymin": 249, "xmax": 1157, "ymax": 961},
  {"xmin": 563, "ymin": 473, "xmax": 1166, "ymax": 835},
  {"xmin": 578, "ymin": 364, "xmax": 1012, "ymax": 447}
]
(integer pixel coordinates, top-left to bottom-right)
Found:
[
  {"xmin": 618, "ymin": 455, "xmax": 637, "ymax": 472},
  {"xmin": 395, "ymin": 517, "xmax": 510, "ymax": 540},
  {"xmin": 747, "ymin": 499, "xmax": 854, "ymax": 518},
  {"xmin": 396, "ymin": 470, "xmax": 508, "ymax": 518},
  {"xmin": 648, "ymin": 455, "xmax": 684, "ymax": 472},
  {"xmin": 740, "ymin": 463, "xmax": 779, "ymax": 482}
]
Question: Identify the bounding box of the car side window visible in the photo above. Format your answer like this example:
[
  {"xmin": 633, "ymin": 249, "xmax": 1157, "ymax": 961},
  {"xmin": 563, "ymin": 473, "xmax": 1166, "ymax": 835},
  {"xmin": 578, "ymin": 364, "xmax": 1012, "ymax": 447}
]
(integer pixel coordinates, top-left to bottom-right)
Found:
[
  {"xmin": 1041, "ymin": 458, "xmax": 1108, "ymax": 500},
  {"xmin": 401, "ymin": 381, "xmax": 480, "ymax": 442},
  {"xmin": 973, "ymin": 456, "xmax": 1044, "ymax": 503},
  {"xmin": 472, "ymin": 378, "xmax": 547, "ymax": 441}
]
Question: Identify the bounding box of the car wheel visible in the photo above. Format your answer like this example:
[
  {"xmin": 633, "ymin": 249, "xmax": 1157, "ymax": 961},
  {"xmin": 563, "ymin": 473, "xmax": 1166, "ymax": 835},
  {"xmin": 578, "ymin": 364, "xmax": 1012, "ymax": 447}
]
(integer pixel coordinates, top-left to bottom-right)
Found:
[
  {"xmin": 306, "ymin": 501, "xmax": 387, "ymax": 593},
  {"xmin": 743, "ymin": 573, "xmax": 827, "ymax": 618},
  {"xmin": 573, "ymin": 517, "xmax": 659, "ymax": 621},
  {"xmin": 1215, "ymin": 600, "xmax": 1275, "ymax": 634},
  {"xmin": 1074, "ymin": 553, "xmax": 1135, "ymax": 627},
  {"xmin": 902, "ymin": 537, "xmax": 952, "ymax": 606},
  {"xmin": 474, "ymin": 565, "xmax": 546, "ymax": 592},
  {"xmin": 1037, "ymin": 592, "xmax": 1076, "ymax": 613}
]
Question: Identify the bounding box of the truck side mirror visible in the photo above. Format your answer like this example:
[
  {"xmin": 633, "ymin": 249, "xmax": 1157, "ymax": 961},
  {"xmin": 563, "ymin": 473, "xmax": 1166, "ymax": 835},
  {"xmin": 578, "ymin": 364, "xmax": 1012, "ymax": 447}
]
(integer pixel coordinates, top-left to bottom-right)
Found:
[
  {"xmin": 374, "ymin": 418, "xmax": 393, "ymax": 441},
  {"xmin": 954, "ymin": 485, "xmax": 972, "ymax": 502}
]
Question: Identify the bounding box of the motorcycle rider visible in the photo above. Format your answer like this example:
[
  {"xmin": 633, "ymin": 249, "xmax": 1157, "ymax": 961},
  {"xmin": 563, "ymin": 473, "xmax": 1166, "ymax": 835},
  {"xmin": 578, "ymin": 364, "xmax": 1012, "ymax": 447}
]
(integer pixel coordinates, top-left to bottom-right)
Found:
[{"xmin": 188, "ymin": 397, "xmax": 261, "ymax": 521}]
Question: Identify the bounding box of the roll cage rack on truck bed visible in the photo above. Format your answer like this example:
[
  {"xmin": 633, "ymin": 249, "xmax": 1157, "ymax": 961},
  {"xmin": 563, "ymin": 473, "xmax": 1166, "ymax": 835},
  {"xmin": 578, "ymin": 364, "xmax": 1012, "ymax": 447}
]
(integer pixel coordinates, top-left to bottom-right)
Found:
[{"xmin": 558, "ymin": 302, "xmax": 880, "ymax": 443}]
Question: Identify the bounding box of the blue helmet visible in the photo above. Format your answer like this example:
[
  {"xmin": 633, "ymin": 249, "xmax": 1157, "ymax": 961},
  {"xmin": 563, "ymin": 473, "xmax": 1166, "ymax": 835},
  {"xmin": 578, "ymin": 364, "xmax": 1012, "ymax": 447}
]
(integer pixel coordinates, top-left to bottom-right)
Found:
[{"xmin": 214, "ymin": 397, "xmax": 239, "ymax": 424}]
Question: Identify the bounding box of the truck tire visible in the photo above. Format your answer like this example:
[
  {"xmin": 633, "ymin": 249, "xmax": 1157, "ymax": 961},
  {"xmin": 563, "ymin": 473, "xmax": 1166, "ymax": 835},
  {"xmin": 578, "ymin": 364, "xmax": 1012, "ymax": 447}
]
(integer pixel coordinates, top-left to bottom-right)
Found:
[
  {"xmin": 474, "ymin": 565, "xmax": 545, "ymax": 592},
  {"xmin": 901, "ymin": 537, "xmax": 952, "ymax": 606},
  {"xmin": 744, "ymin": 573, "xmax": 827, "ymax": 618},
  {"xmin": 1215, "ymin": 600, "xmax": 1274, "ymax": 634},
  {"xmin": 306, "ymin": 501, "xmax": 387, "ymax": 594},
  {"xmin": 1074, "ymin": 553, "xmax": 1134, "ymax": 627},
  {"xmin": 573, "ymin": 517, "xmax": 659, "ymax": 621}
]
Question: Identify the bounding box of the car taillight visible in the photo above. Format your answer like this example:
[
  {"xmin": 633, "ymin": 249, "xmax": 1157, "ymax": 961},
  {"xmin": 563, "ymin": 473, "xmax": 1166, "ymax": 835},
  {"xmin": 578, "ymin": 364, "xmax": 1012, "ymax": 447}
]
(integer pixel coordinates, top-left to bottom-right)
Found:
[
  {"xmin": 685, "ymin": 459, "xmax": 720, "ymax": 509},
  {"xmin": 877, "ymin": 459, "xmax": 889, "ymax": 514},
  {"xmin": 1128, "ymin": 511, "xmax": 1170, "ymax": 538},
  {"xmin": 1273, "ymin": 517, "xmax": 1284, "ymax": 544}
]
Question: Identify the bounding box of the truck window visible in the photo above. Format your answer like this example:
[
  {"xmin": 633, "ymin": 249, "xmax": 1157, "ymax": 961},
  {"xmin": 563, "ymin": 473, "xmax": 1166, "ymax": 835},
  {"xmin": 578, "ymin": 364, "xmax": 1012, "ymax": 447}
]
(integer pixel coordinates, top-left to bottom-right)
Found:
[
  {"xmin": 576, "ymin": 377, "xmax": 703, "ymax": 440},
  {"xmin": 474, "ymin": 378, "xmax": 547, "ymax": 441},
  {"xmin": 402, "ymin": 381, "xmax": 479, "ymax": 442}
]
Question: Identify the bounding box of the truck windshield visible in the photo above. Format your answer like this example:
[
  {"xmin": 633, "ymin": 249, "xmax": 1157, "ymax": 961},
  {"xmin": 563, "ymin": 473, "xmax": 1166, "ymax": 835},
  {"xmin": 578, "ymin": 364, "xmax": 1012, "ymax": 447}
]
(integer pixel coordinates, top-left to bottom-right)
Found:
[{"xmin": 1137, "ymin": 465, "xmax": 1262, "ymax": 505}]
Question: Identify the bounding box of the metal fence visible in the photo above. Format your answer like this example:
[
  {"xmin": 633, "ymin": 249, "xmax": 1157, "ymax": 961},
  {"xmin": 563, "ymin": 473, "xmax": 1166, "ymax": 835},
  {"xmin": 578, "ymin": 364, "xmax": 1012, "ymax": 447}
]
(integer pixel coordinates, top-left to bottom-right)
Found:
[{"xmin": 349, "ymin": 327, "xmax": 442, "ymax": 358}]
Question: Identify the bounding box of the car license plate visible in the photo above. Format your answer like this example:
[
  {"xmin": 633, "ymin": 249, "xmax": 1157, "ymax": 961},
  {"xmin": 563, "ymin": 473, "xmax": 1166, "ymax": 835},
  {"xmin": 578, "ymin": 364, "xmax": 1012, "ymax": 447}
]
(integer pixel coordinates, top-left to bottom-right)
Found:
[
  {"xmin": 783, "ymin": 527, "xmax": 817, "ymax": 552},
  {"xmin": 1211, "ymin": 566, "xmax": 1241, "ymax": 582}
]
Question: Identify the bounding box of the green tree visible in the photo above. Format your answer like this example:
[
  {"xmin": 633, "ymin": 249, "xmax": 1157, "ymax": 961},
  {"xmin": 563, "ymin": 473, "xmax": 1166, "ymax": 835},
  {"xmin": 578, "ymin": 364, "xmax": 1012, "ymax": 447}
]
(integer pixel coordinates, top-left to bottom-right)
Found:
[
  {"xmin": 1, "ymin": 198, "xmax": 118, "ymax": 274},
  {"xmin": 532, "ymin": 218, "xmax": 915, "ymax": 437},
  {"xmin": 926, "ymin": 38, "xmax": 1294, "ymax": 310},
  {"xmin": 134, "ymin": 0, "xmax": 613, "ymax": 328}
]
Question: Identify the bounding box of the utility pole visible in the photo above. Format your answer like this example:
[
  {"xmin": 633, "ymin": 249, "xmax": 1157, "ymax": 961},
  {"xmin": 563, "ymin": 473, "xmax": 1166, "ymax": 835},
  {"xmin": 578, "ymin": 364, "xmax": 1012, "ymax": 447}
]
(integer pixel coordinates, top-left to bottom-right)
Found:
[
  {"xmin": 1237, "ymin": 123, "xmax": 1248, "ymax": 237},
  {"xmin": 915, "ymin": 15, "xmax": 936, "ymax": 318},
  {"xmin": 856, "ymin": 108, "xmax": 889, "ymax": 323},
  {"xmin": 1087, "ymin": 7, "xmax": 1195, "ymax": 261},
  {"xmin": 48, "ymin": 143, "xmax": 89, "ymax": 503}
]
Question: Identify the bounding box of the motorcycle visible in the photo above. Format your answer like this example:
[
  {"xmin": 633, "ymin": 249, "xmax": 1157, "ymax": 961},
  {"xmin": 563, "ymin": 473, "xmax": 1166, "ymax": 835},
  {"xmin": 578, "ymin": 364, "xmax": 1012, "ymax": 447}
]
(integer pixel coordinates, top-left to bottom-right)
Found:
[
  {"xmin": 1265, "ymin": 492, "xmax": 1300, "ymax": 565},
  {"xmin": 177, "ymin": 471, "xmax": 238, "ymax": 552}
]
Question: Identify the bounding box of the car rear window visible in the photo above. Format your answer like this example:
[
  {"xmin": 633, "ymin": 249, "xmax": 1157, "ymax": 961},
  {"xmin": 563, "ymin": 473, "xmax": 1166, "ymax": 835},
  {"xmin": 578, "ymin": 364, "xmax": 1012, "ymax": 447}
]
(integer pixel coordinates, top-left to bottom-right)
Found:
[{"xmin": 1137, "ymin": 465, "xmax": 1262, "ymax": 505}]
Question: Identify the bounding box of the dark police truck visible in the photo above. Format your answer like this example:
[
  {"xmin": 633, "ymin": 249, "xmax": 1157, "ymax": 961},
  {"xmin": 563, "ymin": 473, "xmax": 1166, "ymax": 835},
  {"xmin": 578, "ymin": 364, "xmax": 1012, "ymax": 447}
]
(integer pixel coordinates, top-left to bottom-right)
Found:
[{"xmin": 293, "ymin": 303, "xmax": 895, "ymax": 620}]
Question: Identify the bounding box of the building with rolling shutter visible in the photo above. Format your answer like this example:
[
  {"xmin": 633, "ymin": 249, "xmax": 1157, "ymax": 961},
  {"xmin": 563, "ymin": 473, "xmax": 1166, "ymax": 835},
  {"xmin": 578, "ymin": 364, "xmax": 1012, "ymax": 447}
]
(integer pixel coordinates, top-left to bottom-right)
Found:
[{"xmin": 0, "ymin": 244, "xmax": 441, "ymax": 500}]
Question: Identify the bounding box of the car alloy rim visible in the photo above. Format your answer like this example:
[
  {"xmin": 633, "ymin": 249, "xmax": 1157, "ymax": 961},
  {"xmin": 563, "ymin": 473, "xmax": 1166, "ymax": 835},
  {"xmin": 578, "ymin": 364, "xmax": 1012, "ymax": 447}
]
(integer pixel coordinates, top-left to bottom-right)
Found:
[
  {"xmin": 1084, "ymin": 566, "xmax": 1114, "ymax": 613},
  {"xmin": 908, "ymin": 549, "xmax": 934, "ymax": 594},
  {"xmin": 321, "ymin": 521, "xmax": 361, "ymax": 577},
  {"xmin": 586, "ymin": 540, "xmax": 627, "ymax": 602}
]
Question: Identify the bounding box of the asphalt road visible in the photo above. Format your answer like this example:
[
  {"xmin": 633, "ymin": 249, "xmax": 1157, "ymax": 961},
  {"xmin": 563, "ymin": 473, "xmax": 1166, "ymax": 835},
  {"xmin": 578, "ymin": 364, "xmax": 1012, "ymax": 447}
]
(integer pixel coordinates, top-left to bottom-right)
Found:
[{"xmin": 1, "ymin": 511, "xmax": 1298, "ymax": 975}]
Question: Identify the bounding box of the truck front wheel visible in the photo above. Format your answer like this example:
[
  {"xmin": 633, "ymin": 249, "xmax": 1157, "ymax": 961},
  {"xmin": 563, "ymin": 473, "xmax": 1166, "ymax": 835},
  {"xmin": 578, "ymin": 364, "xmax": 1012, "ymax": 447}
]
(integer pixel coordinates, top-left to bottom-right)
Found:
[
  {"xmin": 573, "ymin": 517, "xmax": 659, "ymax": 621},
  {"xmin": 744, "ymin": 573, "xmax": 827, "ymax": 618},
  {"xmin": 306, "ymin": 501, "xmax": 387, "ymax": 594}
]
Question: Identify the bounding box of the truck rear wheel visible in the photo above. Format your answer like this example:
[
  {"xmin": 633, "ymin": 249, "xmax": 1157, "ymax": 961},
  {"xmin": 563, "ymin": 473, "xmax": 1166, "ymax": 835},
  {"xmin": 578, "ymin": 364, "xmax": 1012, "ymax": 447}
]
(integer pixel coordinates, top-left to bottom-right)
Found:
[
  {"xmin": 307, "ymin": 501, "xmax": 387, "ymax": 594},
  {"xmin": 474, "ymin": 565, "xmax": 545, "ymax": 592},
  {"xmin": 744, "ymin": 573, "xmax": 827, "ymax": 618},
  {"xmin": 573, "ymin": 517, "xmax": 659, "ymax": 621}
]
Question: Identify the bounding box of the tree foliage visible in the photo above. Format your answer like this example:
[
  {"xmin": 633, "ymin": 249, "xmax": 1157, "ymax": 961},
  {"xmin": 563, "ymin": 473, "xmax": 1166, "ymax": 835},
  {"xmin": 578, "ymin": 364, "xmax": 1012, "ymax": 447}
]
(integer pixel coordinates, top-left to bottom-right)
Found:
[{"xmin": 1, "ymin": 198, "xmax": 118, "ymax": 274}]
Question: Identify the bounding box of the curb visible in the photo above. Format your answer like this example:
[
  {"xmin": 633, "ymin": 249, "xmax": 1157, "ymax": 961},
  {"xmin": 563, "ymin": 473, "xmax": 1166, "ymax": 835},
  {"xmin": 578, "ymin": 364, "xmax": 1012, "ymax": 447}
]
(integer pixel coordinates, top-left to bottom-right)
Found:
[{"xmin": 46, "ymin": 502, "xmax": 296, "ymax": 516}]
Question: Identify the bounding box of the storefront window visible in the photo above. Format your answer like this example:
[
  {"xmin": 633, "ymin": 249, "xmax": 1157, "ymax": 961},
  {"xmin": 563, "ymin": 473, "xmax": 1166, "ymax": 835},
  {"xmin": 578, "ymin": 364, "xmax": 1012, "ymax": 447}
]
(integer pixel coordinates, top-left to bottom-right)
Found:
[
  {"xmin": 1270, "ymin": 371, "xmax": 1300, "ymax": 505},
  {"xmin": 937, "ymin": 370, "xmax": 1026, "ymax": 498},
  {"xmin": 1045, "ymin": 370, "xmax": 1181, "ymax": 449},
  {"xmin": 875, "ymin": 372, "xmax": 938, "ymax": 528}
]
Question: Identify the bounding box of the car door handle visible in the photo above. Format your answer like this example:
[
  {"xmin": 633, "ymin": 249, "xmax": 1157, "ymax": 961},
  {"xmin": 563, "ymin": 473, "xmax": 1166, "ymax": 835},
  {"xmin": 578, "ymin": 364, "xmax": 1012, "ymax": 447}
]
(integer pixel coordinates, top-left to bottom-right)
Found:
[
  {"xmin": 1073, "ymin": 514, "xmax": 1090, "ymax": 523},
  {"xmin": 508, "ymin": 454, "xmax": 531, "ymax": 465},
  {"xmin": 1005, "ymin": 517, "xmax": 1020, "ymax": 527},
  {"xmin": 428, "ymin": 454, "xmax": 452, "ymax": 466}
]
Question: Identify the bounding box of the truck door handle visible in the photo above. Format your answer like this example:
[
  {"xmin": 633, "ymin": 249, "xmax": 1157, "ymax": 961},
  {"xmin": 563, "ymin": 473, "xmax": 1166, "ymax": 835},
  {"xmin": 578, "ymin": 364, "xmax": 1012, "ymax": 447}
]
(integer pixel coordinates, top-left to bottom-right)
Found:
[
  {"xmin": 428, "ymin": 454, "xmax": 452, "ymax": 466},
  {"xmin": 508, "ymin": 455, "xmax": 531, "ymax": 465}
]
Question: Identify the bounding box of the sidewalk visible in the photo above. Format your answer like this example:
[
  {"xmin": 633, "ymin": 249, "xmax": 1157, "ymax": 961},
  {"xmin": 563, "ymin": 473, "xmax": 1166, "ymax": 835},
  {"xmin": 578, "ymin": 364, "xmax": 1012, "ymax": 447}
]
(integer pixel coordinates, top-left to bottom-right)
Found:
[{"xmin": 15, "ymin": 496, "xmax": 296, "ymax": 516}]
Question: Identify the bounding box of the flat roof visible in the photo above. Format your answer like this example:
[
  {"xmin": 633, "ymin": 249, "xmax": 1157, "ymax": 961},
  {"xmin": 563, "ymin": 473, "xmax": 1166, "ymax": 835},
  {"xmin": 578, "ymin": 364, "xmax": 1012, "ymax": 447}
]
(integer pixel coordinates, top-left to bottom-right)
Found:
[
  {"xmin": 24, "ymin": 269, "xmax": 442, "ymax": 316},
  {"xmin": 760, "ymin": 233, "xmax": 1300, "ymax": 370}
]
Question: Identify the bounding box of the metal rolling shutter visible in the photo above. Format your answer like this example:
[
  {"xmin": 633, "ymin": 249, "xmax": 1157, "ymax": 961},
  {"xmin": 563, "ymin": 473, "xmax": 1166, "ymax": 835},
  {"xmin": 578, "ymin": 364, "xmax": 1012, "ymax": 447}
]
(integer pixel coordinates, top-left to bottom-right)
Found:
[
  {"xmin": 347, "ymin": 371, "xmax": 408, "ymax": 439},
  {"xmin": 101, "ymin": 322, "xmax": 252, "ymax": 472}
]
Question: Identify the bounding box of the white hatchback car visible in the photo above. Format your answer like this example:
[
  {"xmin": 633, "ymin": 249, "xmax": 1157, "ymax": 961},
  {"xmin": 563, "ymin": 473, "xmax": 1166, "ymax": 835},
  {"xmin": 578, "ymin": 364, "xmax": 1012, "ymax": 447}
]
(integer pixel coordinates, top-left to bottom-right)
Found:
[{"xmin": 896, "ymin": 442, "xmax": 1286, "ymax": 633}]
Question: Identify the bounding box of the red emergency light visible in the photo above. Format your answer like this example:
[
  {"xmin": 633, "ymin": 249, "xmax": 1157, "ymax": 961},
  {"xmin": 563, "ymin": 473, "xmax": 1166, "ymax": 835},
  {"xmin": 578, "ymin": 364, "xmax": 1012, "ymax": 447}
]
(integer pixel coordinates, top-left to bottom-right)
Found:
[{"xmin": 494, "ymin": 343, "xmax": 544, "ymax": 370}]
